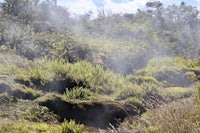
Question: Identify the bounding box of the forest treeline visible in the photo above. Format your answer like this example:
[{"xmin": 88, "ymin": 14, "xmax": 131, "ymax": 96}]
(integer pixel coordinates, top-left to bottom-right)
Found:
[{"xmin": 0, "ymin": 0, "xmax": 200, "ymax": 75}]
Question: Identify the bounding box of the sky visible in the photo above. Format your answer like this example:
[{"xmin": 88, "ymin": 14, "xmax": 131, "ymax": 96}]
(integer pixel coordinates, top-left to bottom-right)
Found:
[
  {"xmin": 57, "ymin": 0, "xmax": 200, "ymax": 18},
  {"xmin": 0, "ymin": 0, "xmax": 200, "ymax": 17}
]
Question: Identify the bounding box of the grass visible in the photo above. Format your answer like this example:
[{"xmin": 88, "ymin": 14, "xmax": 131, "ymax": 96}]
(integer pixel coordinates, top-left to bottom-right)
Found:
[
  {"xmin": 118, "ymin": 98, "xmax": 200, "ymax": 133},
  {"xmin": 0, "ymin": 97, "xmax": 58, "ymax": 123},
  {"xmin": 138, "ymin": 56, "xmax": 199, "ymax": 76},
  {"xmin": 145, "ymin": 99, "xmax": 200, "ymax": 133},
  {"xmin": 195, "ymin": 83, "xmax": 200, "ymax": 105},
  {"xmin": 126, "ymin": 75, "xmax": 159, "ymax": 85},
  {"xmin": 0, "ymin": 120, "xmax": 60, "ymax": 133},
  {"xmin": 60, "ymin": 119, "xmax": 85, "ymax": 133},
  {"xmin": 65, "ymin": 87, "xmax": 94, "ymax": 100},
  {"xmin": 14, "ymin": 84, "xmax": 42, "ymax": 98},
  {"xmin": 136, "ymin": 56, "xmax": 198, "ymax": 87},
  {"xmin": 1, "ymin": 4, "xmax": 200, "ymax": 132},
  {"xmin": 157, "ymin": 87, "xmax": 194, "ymax": 100},
  {"xmin": 0, "ymin": 53, "xmax": 199, "ymax": 132},
  {"xmin": 0, "ymin": 119, "xmax": 85, "ymax": 133},
  {"xmin": 8, "ymin": 58, "xmax": 144, "ymax": 102}
]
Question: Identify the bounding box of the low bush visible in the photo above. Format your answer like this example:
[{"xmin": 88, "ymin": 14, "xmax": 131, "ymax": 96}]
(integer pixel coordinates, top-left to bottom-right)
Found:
[
  {"xmin": 0, "ymin": 120, "xmax": 60, "ymax": 133},
  {"xmin": 0, "ymin": 99, "xmax": 58, "ymax": 123},
  {"xmin": 65, "ymin": 87, "xmax": 94, "ymax": 100},
  {"xmin": 60, "ymin": 119, "xmax": 84, "ymax": 133},
  {"xmin": 13, "ymin": 59, "xmax": 140, "ymax": 98},
  {"xmin": 137, "ymin": 56, "xmax": 197, "ymax": 87},
  {"xmin": 157, "ymin": 87, "xmax": 193, "ymax": 100},
  {"xmin": 126, "ymin": 75, "xmax": 159, "ymax": 85},
  {"xmin": 138, "ymin": 56, "xmax": 199, "ymax": 76}
]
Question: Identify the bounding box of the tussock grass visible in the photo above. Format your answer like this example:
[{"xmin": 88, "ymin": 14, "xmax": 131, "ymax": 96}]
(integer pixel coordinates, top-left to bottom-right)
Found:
[
  {"xmin": 137, "ymin": 56, "xmax": 197, "ymax": 87},
  {"xmin": 124, "ymin": 98, "xmax": 200, "ymax": 133},
  {"xmin": 65, "ymin": 87, "xmax": 94, "ymax": 100},
  {"xmin": 195, "ymin": 83, "xmax": 200, "ymax": 104},
  {"xmin": 157, "ymin": 87, "xmax": 194, "ymax": 100},
  {"xmin": 0, "ymin": 119, "xmax": 85, "ymax": 133},
  {"xmin": 145, "ymin": 99, "xmax": 200, "ymax": 133},
  {"xmin": 0, "ymin": 98, "xmax": 58, "ymax": 123},
  {"xmin": 138, "ymin": 56, "xmax": 199, "ymax": 76},
  {"xmin": 10, "ymin": 59, "xmax": 144, "ymax": 101},
  {"xmin": 61, "ymin": 119, "xmax": 84, "ymax": 133},
  {"xmin": 0, "ymin": 120, "xmax": 60, "ymax": 133}
]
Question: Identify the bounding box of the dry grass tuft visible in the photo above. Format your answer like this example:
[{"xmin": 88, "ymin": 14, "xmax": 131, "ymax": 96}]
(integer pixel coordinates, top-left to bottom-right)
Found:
[{"xmin": 140, "ymin": 99, "xmax": 200, "ymax": 133}]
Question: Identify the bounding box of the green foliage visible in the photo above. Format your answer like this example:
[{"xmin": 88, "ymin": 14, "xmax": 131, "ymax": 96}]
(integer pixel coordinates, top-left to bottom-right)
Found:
[
  {"xmin": 0, "ymin": 99, "xmax": 58, "ymax": 123},
  {"xmin": 60, "ymin": 119, "xmax": 84, "ymax": 133},
  {"xmin": 137, "ymin": 56, "xmax": 197, "ymax": 87},
  {"xmin": 147, "ymin": 125, "xmax": 161, "ymax": 133},
  {"xmin": 65, "ymin": 61, "xmax": 128, "ymax": 94},
  {"xmin": 195, "ymin": 83, "xmax": 200, "ymax": 105},
  {"xmin": 65, "ymin": 87, "xmax": 93, "ymax": 100},
  {"xmin": 13, "ymin": 59, "xmax": 136, "ymax": 97},
  {"xmin": 0, "ymin": 64, "xmax": 17, "ymax": 77},
  {"xmin": 126, "ymin": 75, "xmax": 159, "ymax": 85},
  {"xmin": 116, "ymin": 84, "xmax": 143, "ymax": 101},
  {"xmin": 19, "ymin": 86, "xmax": 42, "ymax": 97},
  {"xmin": 138, "ymin": 56, "xmax": 199, "ymax": 76},
  {"xmin": 124, "ymin": 97, "xmax": 143, "ymax": 105},
  {"xmin": 14, "ymin": 59, "xmax": 66, "ymax": 86},
  {"xmin": 1, "ymin": 1, "xmax": 200, "ymax": 132},
  {"xmin": 0, "ymin": 120, "xmax": 60, "ymax": 133},
  {"xmin": 157, "ymin": 87, "xmax": 193, "ymax": 100}
]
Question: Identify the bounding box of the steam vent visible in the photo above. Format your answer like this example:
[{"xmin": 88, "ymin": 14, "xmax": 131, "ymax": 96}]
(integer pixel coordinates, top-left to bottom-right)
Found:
[{"xmin": 0, "ymin": 0, "xmax": 200, "ymax": 132}]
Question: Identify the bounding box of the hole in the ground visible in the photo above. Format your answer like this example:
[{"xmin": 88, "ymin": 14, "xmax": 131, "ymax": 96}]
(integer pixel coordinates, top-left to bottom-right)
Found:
[
  {"xmin": 0, "ymin": 83, "xmax": 11, "ymax": 94},
  {"xmin": 9, "ymin": 90, "xmax": 39, "ymax": 100},
  {"xmin": 0, "ymin": 83, "xmax": 40, "ymax": 100},
  {"xmin": 156, "ymin": 70, "xmax": 192, "ymax": 87},
  {"xmin": 38, "ymin": 97, "xmax": 132, "ymax": 129},
  {"xmin": 43, "ymin": 79, "xmax": 86, "ymax": 94}
]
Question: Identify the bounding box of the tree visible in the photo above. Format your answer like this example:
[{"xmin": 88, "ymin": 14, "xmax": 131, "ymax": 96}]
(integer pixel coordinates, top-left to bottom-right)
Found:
[{"xmin": 1, "ymin": 0, "xmax": 39, "ymax": 24}]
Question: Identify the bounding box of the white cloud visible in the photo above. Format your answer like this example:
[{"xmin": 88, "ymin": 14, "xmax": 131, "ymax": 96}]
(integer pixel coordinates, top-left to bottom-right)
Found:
[
  {"xmin": 103, "ymin": 0, "xmax": 147, "ymax": 14},
  {"xmin": 61, "ymin": 0, "xmax": 98, "ymax": 17},
  {"xmin": 61, "ymin": 0, "xmax": 149, "ymax": 18},
  {"xmin": 57, "ymin": 0, "xmax": 200, "ymax": 18},
  {"xmin": 1, "ymin": 0, "xmax": 199, "ymax": 16}
]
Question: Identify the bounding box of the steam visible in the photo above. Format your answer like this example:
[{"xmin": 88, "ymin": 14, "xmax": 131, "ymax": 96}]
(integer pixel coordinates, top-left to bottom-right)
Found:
[
  {"xmin": 1, "ymin": 0, "xmax": 200, "ymax": 74},
  {"xmin": 0, "ymin": 0, "xmax": 200, "ymax": 129}
]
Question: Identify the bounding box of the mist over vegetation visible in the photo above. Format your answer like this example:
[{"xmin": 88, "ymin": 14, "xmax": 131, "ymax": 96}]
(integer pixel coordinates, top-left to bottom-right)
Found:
[{"xmin": 0, "ymin": 0, "xmax": 200, "ymax": 132}]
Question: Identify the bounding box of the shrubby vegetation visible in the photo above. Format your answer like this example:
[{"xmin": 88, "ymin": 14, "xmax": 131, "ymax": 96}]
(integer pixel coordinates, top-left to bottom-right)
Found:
[{"xmin": 0, "ymin": 0, "xmax": 200, "ymax": 132}]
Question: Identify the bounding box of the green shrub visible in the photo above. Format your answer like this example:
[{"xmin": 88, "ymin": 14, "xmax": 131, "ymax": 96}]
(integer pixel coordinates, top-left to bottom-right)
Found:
[
  {"xmin": 60, "ymin": 119, "xmax": 84, "ymax": 133},
  {"xmin": 138, "ymin": 56, "xmax": 199, "ymax": 76},
  {"xmin": 126, "ymin": 75, "xmax": 159, "ymax": 85},
  {"xmin": 0, "ymin": 99, "xmax": 58, "ymax": 123},
  {"xmin": 0, "ymin": 120, "xmax": 60, "ymax": 133},
  {"xmin": 157, "ymin": 87, "xmax": 193, "ymax": 100},
  {"xmin": 65, "ymin": 87, "xmax": 93, "ymax": 100},
  {"xmin": 116, "ymin": 84, "xmax": 143, "ymax": 101},
  {"xmin": 14, "ymin": 59, "xmax": 131, "ymax": 96},
  {"xmin": 124, "ymin": 97, "xmax": 143, "ymax": 105}
]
